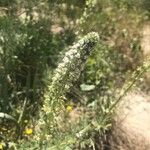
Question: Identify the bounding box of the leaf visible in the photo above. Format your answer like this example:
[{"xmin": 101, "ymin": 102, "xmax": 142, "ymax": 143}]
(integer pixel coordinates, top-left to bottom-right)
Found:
[
  {"xmin": 65, "ymin": 146, "xmax": 72, "ymax": 150},
  {"xmin": 80, "ymin": 84, "xmax": 95, "ymax": 91}
]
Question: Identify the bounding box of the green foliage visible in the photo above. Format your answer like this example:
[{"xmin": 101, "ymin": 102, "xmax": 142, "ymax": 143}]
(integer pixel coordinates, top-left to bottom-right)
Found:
[
  {"xmin": 0, "ymin": 0, "xmax": 76, "ymax": 143},
  {"xmin": 0, "ymin": 0, "xmax": 149, "ymax": 149},
  {"xmin": 0, "ymin": 1, "xmax": 75, "ymax": 112}
]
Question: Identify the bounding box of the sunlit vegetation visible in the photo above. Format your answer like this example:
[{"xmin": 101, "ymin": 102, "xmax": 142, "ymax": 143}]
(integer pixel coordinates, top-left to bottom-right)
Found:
[{"xmin": 0, "ymin": 0, "xmax": 150, "ymax": 149}]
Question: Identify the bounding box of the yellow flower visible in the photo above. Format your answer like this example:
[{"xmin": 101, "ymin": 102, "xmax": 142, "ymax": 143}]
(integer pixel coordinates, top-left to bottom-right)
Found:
[
  {"xmin": 0, "ymin": 143, "xmax": 3, "ymax": 150},
  {"xmin": 25, "ymin": 128, "xmax": 33, "ymax": 135},
  {"xmin": 66, "ymin": 105, "xmax": 73, "ymax": 112}
]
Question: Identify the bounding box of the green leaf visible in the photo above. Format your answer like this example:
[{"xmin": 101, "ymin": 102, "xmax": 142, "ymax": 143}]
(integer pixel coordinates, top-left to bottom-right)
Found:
[{"xmin": 64, "ymin": 146, "xmax": 72, "ymax": 150}]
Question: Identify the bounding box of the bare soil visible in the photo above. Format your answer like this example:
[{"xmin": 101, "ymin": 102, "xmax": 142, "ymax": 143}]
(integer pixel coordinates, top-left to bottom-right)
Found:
[{"xmin": 109, "ymin": 23, "xmax": 150, "ymax": 150}]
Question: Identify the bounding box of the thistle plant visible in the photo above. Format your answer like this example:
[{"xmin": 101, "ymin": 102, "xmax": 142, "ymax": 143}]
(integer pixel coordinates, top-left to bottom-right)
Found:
[{"xmin": 38, "ymin": 32, "xmax": 99, "ymax": 140}]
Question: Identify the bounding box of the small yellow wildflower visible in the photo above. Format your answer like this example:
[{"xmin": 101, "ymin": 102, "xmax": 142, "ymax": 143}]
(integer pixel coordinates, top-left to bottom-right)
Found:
[
  {"xmin": 25, "ymin": 128, "xmax": 33, "ymax": 135},
  {"xmin": 0, "ymin": 143, "xmax": 3, "ymax": 150},
  {"xmin": 66, "ymin": 105, "xmax": 73, "ymax": 112}
]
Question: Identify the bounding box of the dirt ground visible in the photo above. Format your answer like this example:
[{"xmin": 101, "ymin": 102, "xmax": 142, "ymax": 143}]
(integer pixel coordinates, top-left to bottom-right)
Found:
[
  {"xmin": 110, "ymin": 91, "xmax": 150, "ymax": 150},
  {"xmin": 110, "ymin": 23, "xmax": 150, "ymax": 150}
]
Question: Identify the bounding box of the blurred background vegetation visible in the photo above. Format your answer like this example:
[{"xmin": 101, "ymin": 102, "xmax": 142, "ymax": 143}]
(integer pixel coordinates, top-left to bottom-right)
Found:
[{"xmin": 0, "ymin": 0, "xmax": 149, "ymax": 149}]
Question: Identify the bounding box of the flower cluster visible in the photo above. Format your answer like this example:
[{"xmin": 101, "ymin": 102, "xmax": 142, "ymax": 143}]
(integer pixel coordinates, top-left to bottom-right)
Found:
[
  {"xmin": 42, "ymin": 32, "xmax": 99, "ymax": 116},
  {"xmin": 36, "ymin": 33, "xmax": 99, "ymax": 140}
]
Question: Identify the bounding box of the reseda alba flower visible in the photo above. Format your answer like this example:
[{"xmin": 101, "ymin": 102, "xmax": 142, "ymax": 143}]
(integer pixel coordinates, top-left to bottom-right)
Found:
[{"xmin": 42, "ymin": 32, "xmax": 99, "ymax": 122}]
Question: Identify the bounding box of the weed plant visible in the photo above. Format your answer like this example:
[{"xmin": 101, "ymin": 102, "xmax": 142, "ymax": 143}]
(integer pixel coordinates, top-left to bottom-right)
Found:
[{"xmin": 0, "ymin": 0, "xmax": 149, "ymax": 149}]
